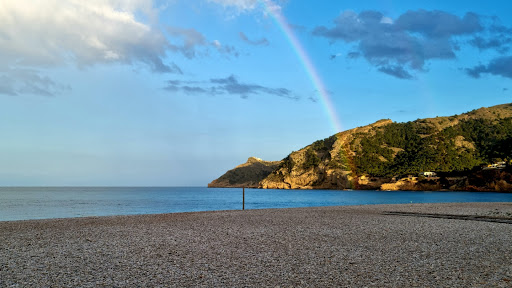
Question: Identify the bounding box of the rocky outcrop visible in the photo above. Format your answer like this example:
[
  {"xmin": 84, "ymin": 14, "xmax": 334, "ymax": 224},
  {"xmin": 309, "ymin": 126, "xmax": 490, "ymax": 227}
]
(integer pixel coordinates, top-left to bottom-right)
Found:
[
  {"xmin": 378, "ymin": 170, "xmax": 512, "ymax": 192},
  {"xmin": 465, "ymin": 170, "xmax": 512, "ymax": 192},
  {"xmin": 258, "ymin": 119, "xmax": 394, "ymax": 190},
  {"xmin": 380, "ymin": 177, "xmax": 441, "ymax": 191},
  {"xmin": 208, "ymin": 157, "xmax": 281, "ymax": 188}
]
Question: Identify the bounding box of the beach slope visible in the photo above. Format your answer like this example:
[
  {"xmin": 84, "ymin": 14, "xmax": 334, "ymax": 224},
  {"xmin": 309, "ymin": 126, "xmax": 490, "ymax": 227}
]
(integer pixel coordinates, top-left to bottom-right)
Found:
[{"xmin": 1, "ymin": 203, "xmax": 512, "ymax": 287}]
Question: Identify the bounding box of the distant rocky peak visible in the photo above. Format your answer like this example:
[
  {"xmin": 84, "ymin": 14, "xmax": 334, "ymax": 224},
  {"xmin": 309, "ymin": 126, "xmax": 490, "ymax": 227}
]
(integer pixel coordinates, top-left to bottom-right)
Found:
[{"xmin": 247, "ymin": 157, "xmax": 263, "ymax": 163}]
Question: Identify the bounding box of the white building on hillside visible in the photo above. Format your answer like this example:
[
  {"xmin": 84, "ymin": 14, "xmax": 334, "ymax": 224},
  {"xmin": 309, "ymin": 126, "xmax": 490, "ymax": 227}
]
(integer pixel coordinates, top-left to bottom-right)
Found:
[{"xmin": 420, "ymin": 171, "xmax": 437, "ymax": 177}]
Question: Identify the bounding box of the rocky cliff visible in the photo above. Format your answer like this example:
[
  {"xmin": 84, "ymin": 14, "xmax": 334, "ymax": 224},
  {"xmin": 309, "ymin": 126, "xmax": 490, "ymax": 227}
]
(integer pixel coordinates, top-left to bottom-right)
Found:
[
  {"xmin": 260, "ymin": 119, "xmax": 393, "ymax": 190},
  {"xmin": 208, "ymin": 157, "xmax": 281, "ymax": 188},
  {"xmin": 210, "ymin": 103, "xmax": 512, "ymax": 191}
]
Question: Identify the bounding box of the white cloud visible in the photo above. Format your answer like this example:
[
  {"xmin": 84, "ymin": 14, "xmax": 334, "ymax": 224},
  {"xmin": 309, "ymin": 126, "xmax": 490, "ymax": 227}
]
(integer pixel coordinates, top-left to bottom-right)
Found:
[
  {"xmin": 207, "ymin": 0, "xmax": 259, "ymax": 11},
  {"xmin": 212, "ymin": 40, "xmax": 222, "ymax": 48},
  {"xmin": 165, "ymin": 27, "xmax": 238, "ymax": 58},
  {"xmin": 380, "ymin": 16, "xmax": 393, "ymax": 24},
  {"xmin": 168, "ymin": 27, "xmax": 207, "ymax": 58},
  {"xmin": 211, "ymin": 40, "xmax": 239, "ymax": 57},
  {"xmin": 207, "ymin": 0, "xmax": 281, "ymax": 14},
  {"xmin": 0, "ymin": 0, "xmax": 176, "ymax": 72},
  {"xmin": 262, "ymin": 0, "xmax": 281, "ymax": 14}
]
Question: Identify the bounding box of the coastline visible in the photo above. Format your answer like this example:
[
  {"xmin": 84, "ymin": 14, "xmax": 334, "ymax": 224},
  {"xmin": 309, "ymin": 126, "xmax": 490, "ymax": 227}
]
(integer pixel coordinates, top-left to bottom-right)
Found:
[{"xmin": 2, "ymin": 202, "xmax": 512, "ymax": 287}]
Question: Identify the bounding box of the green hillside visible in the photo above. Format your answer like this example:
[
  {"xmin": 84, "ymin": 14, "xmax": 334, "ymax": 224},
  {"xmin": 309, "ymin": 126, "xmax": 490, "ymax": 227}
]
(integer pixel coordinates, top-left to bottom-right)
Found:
[
  {"xmin": 211, "ymin": 103, "xmax": 512, "ymax": 191},
  {"xmin": 352, "ymin": 117, "xmax": 512, "ymax": 177}
]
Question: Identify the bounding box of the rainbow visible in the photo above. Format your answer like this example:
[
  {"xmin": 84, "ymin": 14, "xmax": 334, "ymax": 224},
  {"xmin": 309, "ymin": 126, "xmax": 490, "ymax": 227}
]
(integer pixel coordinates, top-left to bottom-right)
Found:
[{"xmin": 261, "ymin": 1, "xmax": 343, "ymax": 133}]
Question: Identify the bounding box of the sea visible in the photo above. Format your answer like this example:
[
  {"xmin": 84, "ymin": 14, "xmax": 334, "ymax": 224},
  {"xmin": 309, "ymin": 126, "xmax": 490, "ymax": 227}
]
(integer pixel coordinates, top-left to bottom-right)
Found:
[{"xmin": 1, "ymin": 187, "xmax": 511, "ymax": 222}]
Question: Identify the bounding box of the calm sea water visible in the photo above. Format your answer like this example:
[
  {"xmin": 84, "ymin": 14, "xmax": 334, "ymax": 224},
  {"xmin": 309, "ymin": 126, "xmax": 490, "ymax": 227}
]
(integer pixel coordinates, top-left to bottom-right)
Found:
[{"xmin": 1, "ymin": 187, "xmax": 511, "ymax": 221}]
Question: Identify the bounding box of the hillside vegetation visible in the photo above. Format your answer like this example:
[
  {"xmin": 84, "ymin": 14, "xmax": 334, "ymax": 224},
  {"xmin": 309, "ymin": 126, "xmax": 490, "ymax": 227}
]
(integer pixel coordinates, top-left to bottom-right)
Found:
[{"xmin": 210, "ymin": 104, "xmax": 512, "ymax": 191}]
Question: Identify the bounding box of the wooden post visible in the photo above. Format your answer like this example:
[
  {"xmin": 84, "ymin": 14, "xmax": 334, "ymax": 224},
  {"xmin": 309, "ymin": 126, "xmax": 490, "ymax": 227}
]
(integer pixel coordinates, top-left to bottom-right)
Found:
[{"xmin": 243, "ymin": 187, "xmax": 245, "ymax": 210}]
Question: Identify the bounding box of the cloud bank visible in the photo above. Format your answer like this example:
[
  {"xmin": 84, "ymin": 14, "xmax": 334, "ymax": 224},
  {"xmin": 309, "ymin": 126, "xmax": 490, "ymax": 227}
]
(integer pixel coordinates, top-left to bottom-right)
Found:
[
  {"xmin": 0, "ymin": 0, "xmax": 243, "ymax": 96},
  {"xmin": 466, "ymin": 56, "xmax": 512, "ymax": 79},
  {"xmin": 313, "ymin": 9, "xmax": 512, "ymax": 79},
  {"xmin": 0, "ymin": 0, "xmax": 176, "ymax": 73},
  {"xmin": 0, "ymin": 0, "xmax": 184, "ymax": 96}
]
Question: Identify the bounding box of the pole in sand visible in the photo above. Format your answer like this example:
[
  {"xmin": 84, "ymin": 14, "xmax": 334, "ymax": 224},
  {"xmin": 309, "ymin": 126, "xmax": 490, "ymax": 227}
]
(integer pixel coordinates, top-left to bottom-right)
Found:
[{"xmin": 243, "ymin": 187, "xmax": 245, "ymax": 210}]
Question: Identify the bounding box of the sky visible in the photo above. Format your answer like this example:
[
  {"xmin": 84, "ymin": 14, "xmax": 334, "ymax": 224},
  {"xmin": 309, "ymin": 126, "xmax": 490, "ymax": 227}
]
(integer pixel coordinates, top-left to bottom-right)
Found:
[{"xmin": 1, "ymin": 0, "xmax": 512, "ymax": 186}]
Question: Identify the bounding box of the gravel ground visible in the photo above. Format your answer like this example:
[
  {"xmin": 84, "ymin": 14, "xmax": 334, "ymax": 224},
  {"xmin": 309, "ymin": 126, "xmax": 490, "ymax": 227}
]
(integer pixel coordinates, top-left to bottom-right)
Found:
[{"xmin": 1, "ymin": 202, "xmax": 512, "ymax": 287}]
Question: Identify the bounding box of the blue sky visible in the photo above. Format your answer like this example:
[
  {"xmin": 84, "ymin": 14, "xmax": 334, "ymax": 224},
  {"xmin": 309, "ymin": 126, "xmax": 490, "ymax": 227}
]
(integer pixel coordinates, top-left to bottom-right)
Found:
[{"xmin": 1, "ymin": 0, "xmax": 511, "ymax": 186}]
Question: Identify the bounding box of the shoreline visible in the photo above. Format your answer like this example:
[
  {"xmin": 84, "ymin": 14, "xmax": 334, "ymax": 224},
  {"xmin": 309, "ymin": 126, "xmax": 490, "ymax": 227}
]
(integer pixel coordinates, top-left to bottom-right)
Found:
[
  {"xmin": 3, "ymin": 197, "xmax": 512, "ymax": 223},
  {"xmin": 208, "ymin": 185, "xmax": 512, "ymax": 193},
  {"xmin": 2, "ymin": 202, "xmax": 512, "ymax": 287}
]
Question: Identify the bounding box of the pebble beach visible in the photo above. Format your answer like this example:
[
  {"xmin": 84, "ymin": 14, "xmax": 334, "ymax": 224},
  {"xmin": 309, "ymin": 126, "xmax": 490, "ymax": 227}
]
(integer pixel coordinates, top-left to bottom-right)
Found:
[{"xmin": 1, "ymin": 202, "xmax": 512, "ymax": 287}]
